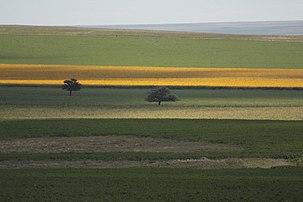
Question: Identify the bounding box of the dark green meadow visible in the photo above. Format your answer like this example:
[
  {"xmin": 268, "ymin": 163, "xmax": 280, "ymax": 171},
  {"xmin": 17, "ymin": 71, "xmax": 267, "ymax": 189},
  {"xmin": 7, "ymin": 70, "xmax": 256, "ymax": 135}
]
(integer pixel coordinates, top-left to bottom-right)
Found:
[
  {"xmin": 1, "ymin": 168, "xmax": 302, "ymax": 201},
  {"xmin": 1, "ymin": 28, "xmax": 303, "ymax": 68},
  {"xmin": 1, "ymin": 119, "xmax": 302, "ymax": 159}
]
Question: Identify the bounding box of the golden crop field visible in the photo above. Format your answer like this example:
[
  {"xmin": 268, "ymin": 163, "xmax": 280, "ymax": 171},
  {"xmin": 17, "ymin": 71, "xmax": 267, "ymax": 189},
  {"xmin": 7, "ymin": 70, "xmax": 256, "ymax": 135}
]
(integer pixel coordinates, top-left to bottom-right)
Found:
[
  {"xmin": 0, "ymin": 64, "xmax": 302, "ymax": 87},
  {"xmin": 1, "ymin": 106, "xmax": 302, "ymax": 120}
]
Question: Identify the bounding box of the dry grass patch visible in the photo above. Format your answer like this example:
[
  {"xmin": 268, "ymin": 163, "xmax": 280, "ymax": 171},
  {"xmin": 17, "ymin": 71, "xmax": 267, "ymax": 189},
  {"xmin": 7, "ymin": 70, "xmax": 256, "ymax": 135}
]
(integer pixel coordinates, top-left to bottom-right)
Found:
[
  {"xmin": 1, "ymin": 106, "xmax": 303, "ymax": 120},
  {"xmin": 0, "ymin": 158, "xmax": 295, "ymax": 169},
  {"xmin": 0, "ymin": 135, "xmax": 239, "ymax": 154}
]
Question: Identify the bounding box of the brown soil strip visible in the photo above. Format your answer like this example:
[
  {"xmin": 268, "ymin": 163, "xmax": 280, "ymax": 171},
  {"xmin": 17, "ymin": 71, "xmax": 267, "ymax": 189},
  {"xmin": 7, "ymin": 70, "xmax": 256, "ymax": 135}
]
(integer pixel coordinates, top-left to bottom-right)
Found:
[
  {"xmin": 0, "ymin": 158, "xmax": 294, "ymax": 169},
  {"xmin": 0, "ymin": 135, "xmax": 239, "ymax": 153}
]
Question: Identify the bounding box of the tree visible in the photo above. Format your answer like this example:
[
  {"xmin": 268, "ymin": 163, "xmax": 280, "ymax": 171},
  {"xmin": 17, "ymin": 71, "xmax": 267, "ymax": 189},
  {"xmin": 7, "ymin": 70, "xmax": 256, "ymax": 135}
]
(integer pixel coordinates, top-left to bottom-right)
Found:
[
  {"xmin": 62, "ymin": 78, "xmax": 81, "ymax": 96},
  {"xmin": 145, "ymin": 87, "xmax": 178, "ymax": 106}
]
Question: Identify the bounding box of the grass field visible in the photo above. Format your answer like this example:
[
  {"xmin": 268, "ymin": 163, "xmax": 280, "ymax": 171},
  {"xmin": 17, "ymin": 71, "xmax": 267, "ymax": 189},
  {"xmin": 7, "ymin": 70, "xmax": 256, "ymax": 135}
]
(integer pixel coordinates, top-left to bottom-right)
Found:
[
  {"xmin": 1, "ymin": 26, "xmax": 303, "ymax": 68},
  {"xmin": 1, "ymin": 119, "xmax": 302, "ymax": 159},
  {"xmin": 1, "ymin": 168, "xmax": 302, "ymax": 201},
  {"xmin": 1, "ymin": 64, "xmax": 303, "ymax": 87},
  {"xmin": 1, "ymin": 25, "xmax": 303, "ymax": 201},
  {"xmin": 1, "ymin": 87, "xmax": 302, "ymax": 120}
]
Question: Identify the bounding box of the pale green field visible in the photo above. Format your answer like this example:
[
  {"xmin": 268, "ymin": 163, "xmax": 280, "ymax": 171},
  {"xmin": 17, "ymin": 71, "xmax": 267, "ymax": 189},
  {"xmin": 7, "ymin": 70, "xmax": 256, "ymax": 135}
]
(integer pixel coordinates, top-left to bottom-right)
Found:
[{"xmin": 1, "ymin": 26, "xmax": 303, "ymax": 68}]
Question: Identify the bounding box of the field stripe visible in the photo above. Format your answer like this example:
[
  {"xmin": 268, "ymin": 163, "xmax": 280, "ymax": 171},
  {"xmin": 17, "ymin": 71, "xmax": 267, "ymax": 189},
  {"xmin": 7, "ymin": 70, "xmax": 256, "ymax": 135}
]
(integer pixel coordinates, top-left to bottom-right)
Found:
[
  {"xmin": 1, "ymin": 106, "xmax": 302, "ymax": 120},
  {"xmin": 0, "ymin": 64, "xmax": 302, "ymax": 88}
]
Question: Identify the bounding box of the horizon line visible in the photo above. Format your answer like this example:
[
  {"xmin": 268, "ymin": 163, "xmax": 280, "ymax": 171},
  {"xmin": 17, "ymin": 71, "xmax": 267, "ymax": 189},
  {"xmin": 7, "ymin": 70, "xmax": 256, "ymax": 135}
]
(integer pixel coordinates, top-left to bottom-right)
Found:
[{"xmin": 1, "ymin": 19, "xmax": 303, "ymax": 27}]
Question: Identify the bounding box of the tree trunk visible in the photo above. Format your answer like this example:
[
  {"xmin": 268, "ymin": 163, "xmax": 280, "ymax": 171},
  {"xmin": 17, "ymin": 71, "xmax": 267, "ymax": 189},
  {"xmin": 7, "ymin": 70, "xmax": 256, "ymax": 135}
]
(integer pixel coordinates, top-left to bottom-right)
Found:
[
  {"xmin": 158, "ymin": 101, "xmax": 161, "ymax": 106},
  {"xmin": 69, "ymin": 90, "xmax": 72, "ymax": 96}
]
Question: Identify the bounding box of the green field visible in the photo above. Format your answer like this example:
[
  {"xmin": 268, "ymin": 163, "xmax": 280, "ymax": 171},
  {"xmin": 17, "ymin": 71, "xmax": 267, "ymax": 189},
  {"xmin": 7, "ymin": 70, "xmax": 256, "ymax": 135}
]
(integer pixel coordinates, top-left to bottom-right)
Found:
[
  {"xmin": 2, "ymin": 87, "xmax": 303, "ymax": 107},
  {"xmin": 1, "ymin": 87, "xmax": 303, "ymax": 120},
  {"xmin": 1, "ymin": 168, "xmax": 302, "ymax": 201},
  {"xmin": 1, "ymin": 119, "xmax": 302, "ymax": 160},
  {"xmin": 1, "ymin": 26, "xmax": 303, "ymax": 201},
  {"xmin": 1, "ymin": 26, "xmax": 303, "ymax": 68}
]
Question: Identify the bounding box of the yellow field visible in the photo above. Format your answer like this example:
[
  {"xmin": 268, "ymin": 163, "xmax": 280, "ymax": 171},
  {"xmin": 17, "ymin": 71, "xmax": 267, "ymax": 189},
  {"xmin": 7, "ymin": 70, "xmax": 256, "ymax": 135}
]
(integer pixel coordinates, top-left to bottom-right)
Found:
[
  {"xmin": 0, "ymin": 64, "xmax": 302, "ymax": 87},
  {"xmin": 1, "ymin": 106, "xmax": 302, "ymax": 120}
]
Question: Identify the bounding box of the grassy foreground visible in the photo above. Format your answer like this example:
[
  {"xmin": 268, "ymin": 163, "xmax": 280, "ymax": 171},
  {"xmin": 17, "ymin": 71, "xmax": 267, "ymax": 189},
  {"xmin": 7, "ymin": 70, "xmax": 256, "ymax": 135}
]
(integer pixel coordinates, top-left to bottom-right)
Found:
[
  {"xmin": 1, "ymin": 168, "xmax": 302, "ymax": 201},
  {"xmin": 1, "ymin": 119, "xmax": 302, "ymax": 158},
  {"xmin": 1, "ymin": 27, "xmax": 303, "ymax": 68}
]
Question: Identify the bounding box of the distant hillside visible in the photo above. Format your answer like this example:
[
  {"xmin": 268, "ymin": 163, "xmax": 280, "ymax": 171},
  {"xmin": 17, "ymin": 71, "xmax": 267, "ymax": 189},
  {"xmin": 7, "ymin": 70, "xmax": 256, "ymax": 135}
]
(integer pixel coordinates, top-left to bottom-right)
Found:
[{"xmin": 83, "ymin": 21, "xmax": 303, "ymax": 35}]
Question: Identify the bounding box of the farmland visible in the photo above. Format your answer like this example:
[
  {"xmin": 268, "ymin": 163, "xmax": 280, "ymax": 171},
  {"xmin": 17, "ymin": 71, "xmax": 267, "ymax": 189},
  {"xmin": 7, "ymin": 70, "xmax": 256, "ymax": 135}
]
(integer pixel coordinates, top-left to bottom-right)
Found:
[
  {"xmin": 1, "ymin": 119, "xmax": 303, "ymax": 158},
  {"xmin": 1, "ymin": 86, "xmax": 303, "ymax": 200},
  {"xmin": 1, "ymin": 64, "xmax": 303, "ymax": 87},
  {"xmin": 1, "ymin": 26, "xmax": 303, "ymax": 68},
  {"xmin": 0, "ymin": 87, "xmax": 303, "ymax": 120},
  {"xmin": 1, "ymin": 168, "xmax": 302, "ymax": 201},
  {"xmin": 0, "ymin": 26, "xmax": 303, "ymax": 201},
  {"xmin": 0, "ymin": 118, "xmax": 303, "ymax": 200}
]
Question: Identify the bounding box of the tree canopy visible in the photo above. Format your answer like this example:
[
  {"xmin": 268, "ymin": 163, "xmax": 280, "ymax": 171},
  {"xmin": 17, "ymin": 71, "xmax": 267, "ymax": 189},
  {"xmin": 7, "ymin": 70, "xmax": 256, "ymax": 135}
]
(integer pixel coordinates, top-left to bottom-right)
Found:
[
  {"xmin": 145, "ymin": 87, "xmax": 178, "ymax": 105},
  {"xmin": 62, "ymin": 78, "xmax": 81, "ymax": 96}
]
